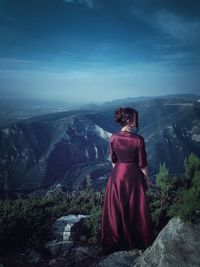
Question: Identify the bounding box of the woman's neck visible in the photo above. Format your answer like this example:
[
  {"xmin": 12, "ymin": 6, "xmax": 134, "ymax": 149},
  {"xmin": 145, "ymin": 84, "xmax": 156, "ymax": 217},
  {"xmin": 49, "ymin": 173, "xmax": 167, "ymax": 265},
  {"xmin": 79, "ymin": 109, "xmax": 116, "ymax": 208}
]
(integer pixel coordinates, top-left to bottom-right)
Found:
[{"xmin": 121, "ymin": 126, "xmax": 132, "ymax": 132}]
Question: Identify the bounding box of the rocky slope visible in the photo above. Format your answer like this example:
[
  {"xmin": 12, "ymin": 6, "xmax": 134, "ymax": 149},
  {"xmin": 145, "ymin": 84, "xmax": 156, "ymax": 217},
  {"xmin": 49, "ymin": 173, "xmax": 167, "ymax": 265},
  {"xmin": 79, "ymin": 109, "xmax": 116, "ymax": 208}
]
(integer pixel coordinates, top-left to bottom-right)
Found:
[
  {"xmin": 0, "ymin": 110, "xmax": 112, "ymax": 197},
  {"xmin": 96, "ymin": 216, "xmax": 200, "ymax": 267},
  {"xmin": 2, "ymin": 215, "xmax": 198, "ymax": 267},
  {"xmin": 0, "ymin": 96, "xmax": 200, "ymax": 196}
]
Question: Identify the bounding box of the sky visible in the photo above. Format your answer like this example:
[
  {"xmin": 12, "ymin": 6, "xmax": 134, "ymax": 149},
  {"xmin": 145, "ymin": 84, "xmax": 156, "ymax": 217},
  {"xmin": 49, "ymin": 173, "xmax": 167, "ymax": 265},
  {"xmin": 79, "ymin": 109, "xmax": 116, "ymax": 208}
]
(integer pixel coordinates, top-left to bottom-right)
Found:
[{"xmin": 0, "ymin": 0, "xmax": 200, "ymax": 103}]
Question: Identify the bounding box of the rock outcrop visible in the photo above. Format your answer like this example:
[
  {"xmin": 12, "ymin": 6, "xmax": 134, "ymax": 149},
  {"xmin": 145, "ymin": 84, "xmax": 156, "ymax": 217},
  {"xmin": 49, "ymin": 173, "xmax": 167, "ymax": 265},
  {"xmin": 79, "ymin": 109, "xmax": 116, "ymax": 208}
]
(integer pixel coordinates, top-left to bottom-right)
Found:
[
  {"xmin": 45, "ymin": 214, "xmax": 90, "ymax": 256},
  {"xmin": 96, "ymin": 216, "xmax": 200, "ymax": 267},
  {"xmin": 95, "ymin": 249, "xmax": 141, "ymax": 267}
]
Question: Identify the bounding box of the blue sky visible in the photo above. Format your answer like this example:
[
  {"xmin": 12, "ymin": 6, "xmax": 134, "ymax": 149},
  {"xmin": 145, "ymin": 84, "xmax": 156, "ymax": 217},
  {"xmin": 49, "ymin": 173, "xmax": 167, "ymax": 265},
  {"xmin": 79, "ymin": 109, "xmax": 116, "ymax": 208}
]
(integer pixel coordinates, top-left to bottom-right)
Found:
[{"xmin": 0, "ymin": 0, "xmax": 199, "ymax": 103}]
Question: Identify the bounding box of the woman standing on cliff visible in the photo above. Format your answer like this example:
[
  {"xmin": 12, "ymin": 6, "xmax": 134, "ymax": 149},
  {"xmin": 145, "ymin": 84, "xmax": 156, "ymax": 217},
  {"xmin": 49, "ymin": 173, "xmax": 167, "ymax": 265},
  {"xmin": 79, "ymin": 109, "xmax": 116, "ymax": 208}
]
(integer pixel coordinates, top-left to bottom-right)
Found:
[{"xmin": 99, "ymin": 107, "xmax": 155, "ymax": 255}]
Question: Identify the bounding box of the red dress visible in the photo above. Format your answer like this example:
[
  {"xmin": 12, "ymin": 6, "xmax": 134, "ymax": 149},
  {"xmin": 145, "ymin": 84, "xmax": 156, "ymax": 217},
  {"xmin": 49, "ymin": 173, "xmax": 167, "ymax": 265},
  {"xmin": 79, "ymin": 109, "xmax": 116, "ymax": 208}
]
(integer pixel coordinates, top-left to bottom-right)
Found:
[{"xmin": 99, "ymin": 130, "xmax": 155, "ymax": 251}]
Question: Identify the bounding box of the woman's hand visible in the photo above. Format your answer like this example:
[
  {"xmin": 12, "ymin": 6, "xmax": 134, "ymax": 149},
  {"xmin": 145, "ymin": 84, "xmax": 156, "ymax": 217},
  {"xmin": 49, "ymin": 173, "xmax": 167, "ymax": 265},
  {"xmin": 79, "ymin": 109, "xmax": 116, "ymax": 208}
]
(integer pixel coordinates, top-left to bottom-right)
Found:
[
  {"xmin": 140, "ymin": 166, "xmax": 153, "ymax": 190},
  {"xmin": 140, "ymin": 166, "xmax": 149, "ymax": 178},
  {"xmin": 145, "ymin": 178, "xmax": 151, "ymax": 190},
  {"xmin": 144, "ymin": 177, "xmax": 155, "ymax": 190}
]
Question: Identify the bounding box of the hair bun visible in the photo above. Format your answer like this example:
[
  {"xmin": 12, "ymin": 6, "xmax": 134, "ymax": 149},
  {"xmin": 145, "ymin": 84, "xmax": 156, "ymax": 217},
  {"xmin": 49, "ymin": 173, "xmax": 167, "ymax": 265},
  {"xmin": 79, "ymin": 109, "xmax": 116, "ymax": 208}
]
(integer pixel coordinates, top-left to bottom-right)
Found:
[
  {"xmin": 114, "ymin": 107, "xmax": 139, "ymax": 128},
  {"xmin": 114, "ymin": 107, "xmax": 124, "ymax": 123}
]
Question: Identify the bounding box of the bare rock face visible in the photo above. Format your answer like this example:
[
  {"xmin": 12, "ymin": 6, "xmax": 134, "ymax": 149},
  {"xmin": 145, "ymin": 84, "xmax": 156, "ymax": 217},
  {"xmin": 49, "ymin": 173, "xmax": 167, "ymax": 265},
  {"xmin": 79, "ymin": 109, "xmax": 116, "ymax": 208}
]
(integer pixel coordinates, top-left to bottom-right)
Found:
[
  {"xmin": 133, "ymin": 216, "xmax": 200, "ymax": 267},
  {"xmin": 96, "ymin": 249, "xmax": 141, "ymax": 267},
  {"xmin": 96, "ymin": 216, "xmax": 200, "ymax": 267},
  {"xmin": 45, "ymin": 214, "xmax": 90, "ymax": 257}
]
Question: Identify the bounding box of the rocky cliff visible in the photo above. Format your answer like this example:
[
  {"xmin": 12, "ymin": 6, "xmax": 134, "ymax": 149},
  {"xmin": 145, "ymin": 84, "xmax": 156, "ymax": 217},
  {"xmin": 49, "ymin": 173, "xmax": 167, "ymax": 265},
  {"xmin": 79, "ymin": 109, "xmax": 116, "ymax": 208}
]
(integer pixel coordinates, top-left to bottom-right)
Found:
[
  {"xmin": 0, "ymin": 97, "xmax": 200, "ymax": 196},
  {"xmin": 0, "ymin": 110, "xmax": 112, "ymax": 196}
]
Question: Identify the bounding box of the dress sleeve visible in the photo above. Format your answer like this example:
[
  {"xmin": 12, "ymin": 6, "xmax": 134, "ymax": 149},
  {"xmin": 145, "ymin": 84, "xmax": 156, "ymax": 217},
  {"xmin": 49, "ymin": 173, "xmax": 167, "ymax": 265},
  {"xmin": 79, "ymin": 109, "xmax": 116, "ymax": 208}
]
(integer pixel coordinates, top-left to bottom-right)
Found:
[
  {"xmin": 137, "ymin": 137, "xmax": 148, "ymax": 169},
  {"xmin": 109, "ymin": 135, "xmax": 118, "ymax": 163}
]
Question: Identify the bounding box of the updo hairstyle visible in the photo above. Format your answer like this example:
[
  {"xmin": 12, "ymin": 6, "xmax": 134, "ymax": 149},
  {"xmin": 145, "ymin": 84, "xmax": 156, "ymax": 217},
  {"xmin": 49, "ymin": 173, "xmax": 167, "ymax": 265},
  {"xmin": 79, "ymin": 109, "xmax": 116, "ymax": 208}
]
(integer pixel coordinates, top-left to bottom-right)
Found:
[{"xmin": 114, "ymin": 107, "xmax": 138, "ymax": 129}]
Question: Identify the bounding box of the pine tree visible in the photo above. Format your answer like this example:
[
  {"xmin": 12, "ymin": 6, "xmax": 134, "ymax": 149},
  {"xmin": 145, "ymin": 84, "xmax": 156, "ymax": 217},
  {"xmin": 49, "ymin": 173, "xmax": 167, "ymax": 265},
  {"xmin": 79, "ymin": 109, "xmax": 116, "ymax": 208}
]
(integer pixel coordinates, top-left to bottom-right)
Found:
[
  {"xmin": 168, "ymin": 153, "xmax": 200, "ymax": 223},
  {"xmin": 151, "ymin": 162, "xmax": 176, "ymax": 231},
  {"xmin": 156, "ymin": 162, "xmax": 175, "ymax": 206},
  {"xmin": 85, "ymin": 174, "xmax": 92, "ymax": 190}
]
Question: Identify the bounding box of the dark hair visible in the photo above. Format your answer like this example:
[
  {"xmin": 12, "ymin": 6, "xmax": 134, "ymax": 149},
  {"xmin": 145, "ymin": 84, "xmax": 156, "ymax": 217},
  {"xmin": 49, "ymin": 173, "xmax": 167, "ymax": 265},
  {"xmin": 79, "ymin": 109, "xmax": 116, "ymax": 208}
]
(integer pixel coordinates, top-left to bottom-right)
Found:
[{"xmin": 114, "ymin": 107, "xmax": 138, "ymax": 128}]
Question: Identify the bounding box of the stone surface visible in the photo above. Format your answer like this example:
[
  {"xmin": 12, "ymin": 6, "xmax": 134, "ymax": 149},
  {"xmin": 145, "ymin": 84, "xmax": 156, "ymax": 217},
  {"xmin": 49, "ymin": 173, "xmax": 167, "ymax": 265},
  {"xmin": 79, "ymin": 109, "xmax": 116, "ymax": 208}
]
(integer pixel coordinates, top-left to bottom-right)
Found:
[
  {"xmin": 45, "ymin": 214, "xmax": 90, "ymax": 256},
  {"xmin": 27, "ymin": 249, "xmax": 42, "ymax": 264},
  {"xmin": 96, "ymin": 249, "xmax": 140, "ymax": 267},
  {"xmin": 45, "ymin": 240, "xmax": 73, "ymax": 257},
  {"xmin": 96, "ymin": 216, "xmax": 200, "ymax": 267},
  {"xmin": 133, "ymin": 216, "xmax": 200, "ymax": 267},
  {"xmin": 48, "ymin": 259, "xmax": 57, "ymax": 266},
  {"xmin": 50, "ymin": 214, "xmax": 90, "ymax": 242}
]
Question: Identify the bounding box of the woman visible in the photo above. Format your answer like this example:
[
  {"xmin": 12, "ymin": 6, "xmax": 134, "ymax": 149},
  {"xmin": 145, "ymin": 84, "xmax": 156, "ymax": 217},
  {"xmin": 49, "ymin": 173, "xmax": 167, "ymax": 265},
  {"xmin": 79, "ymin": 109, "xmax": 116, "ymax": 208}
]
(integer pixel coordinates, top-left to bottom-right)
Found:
[{"xmin": 99, "ymin": 107, "xmax": 155, "ymax": 255}]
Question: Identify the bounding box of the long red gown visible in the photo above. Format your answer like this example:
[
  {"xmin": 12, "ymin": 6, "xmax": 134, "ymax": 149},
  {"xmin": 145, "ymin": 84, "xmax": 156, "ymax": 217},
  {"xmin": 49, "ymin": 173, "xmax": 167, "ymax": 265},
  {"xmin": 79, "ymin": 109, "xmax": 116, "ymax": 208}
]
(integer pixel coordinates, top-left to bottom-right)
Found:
[{"xmin": 99, "ymin": 130, "xmax": 155, "ymax": 251}]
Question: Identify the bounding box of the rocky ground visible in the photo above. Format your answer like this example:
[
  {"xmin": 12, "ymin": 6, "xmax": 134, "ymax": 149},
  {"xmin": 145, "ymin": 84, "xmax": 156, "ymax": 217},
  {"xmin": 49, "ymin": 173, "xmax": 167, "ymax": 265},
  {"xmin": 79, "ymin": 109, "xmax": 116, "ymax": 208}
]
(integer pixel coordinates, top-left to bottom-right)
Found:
[
  {"xmin": 0, "ymin": 242, "xmax": 105, "ymax": 267},
  {"xmin": 0, "ymin": 213, "xmax": 111, "ymax": 267},
  {"xmin": 96, "ymin": 216, "xmax": 200, "ymax": 267},
  {"xmin": 1, "ymin": 216, "xmax": 200, "ymax": 267}
]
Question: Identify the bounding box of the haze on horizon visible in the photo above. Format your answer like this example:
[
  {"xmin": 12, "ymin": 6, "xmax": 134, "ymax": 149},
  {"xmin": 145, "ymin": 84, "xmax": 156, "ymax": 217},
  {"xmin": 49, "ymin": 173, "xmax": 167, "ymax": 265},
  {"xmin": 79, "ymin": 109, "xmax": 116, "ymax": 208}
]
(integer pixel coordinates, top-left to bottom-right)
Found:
[{"xmin": 0, "ymin": 0, "xmax": 200, "ymax": 104}]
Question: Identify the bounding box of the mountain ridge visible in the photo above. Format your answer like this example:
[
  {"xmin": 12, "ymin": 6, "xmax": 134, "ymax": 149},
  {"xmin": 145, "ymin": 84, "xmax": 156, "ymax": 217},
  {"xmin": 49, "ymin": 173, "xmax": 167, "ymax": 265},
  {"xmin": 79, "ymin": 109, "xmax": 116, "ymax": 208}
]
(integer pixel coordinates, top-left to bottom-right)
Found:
[{"xmin": 0, "ymin": 95, "xmax": 200, "ymax": 198}]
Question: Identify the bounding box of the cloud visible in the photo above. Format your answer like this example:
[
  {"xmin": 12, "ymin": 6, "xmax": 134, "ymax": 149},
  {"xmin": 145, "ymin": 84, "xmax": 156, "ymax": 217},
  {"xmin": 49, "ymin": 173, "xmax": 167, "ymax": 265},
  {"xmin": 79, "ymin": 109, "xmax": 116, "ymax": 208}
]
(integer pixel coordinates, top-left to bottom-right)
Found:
[
  {"xmin": 131, "ymin": 2, "xmax": 200, "ymax": 44},
  {"xmin": 63, "ymin": 0, "xmax": 94, "ymax": 9},
  {"xmin": 0, "ymin": 11, "xmax": 13, "ymax": 21},
  {"xmin": 155, "ymin": 11, "xmax": 200, "ymax": 43},
  {"xmin": 0, "ymin": 57, "xmax": 45, "ymax": 72}
]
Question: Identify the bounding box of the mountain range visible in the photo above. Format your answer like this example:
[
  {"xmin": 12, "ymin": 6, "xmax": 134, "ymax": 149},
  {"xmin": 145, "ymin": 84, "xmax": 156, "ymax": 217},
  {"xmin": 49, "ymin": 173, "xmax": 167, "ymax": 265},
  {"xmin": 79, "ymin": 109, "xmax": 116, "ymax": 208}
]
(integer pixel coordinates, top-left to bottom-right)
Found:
[{"xmin": 0, "ymin": 94, "xmax": 200, "ymax": 198}]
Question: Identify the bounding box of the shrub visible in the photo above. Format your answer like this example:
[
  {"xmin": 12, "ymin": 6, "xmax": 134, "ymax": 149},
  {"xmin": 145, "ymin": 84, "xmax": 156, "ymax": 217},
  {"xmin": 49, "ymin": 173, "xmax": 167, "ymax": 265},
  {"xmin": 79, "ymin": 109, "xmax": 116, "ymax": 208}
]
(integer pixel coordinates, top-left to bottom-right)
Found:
[{"xmin": 168, "ymin": 153, "xmax": 200, "ymax": 223}]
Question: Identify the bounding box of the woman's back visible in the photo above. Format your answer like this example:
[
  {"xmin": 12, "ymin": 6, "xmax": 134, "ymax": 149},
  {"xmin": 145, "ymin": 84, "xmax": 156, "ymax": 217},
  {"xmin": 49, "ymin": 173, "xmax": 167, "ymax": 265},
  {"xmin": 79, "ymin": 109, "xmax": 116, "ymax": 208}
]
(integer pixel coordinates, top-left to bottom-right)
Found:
[{"xmin": 110, "ymin": 131, "xmax": 147, "ymax": 169}]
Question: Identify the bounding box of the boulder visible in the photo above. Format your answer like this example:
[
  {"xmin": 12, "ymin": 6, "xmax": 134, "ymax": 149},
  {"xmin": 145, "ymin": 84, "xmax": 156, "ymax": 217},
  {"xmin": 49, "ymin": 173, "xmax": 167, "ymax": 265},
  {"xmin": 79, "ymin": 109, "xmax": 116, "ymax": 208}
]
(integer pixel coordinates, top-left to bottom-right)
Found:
[
  {"xmin": 96, "ymin": 216, "xmax": 200, "ymax": 267},
  {"xmin": 50, "ymin": 214, "xmax": 90, "ymax": 242},
  {"xmin": 133, "ymin": 216, "xmax": 200, "ymax": 267},
  {"xmin": 45, "ymin": 214, "xmax": 90, "ymax": 256}
]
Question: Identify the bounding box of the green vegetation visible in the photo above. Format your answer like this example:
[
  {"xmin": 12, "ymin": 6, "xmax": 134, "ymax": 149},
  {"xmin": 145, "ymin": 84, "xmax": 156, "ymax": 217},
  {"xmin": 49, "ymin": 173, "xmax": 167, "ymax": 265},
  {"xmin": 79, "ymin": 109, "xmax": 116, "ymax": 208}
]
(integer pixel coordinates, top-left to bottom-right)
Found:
[
  {"xmin": 149, "ymin": 162, "xmax": 179, "ymax": 231},
  {"xmin": 168, "ymin": 153, "xmax": 200, "ymax": 223},
  {"xmin": 0, "ymin": 196, "xmax": 65, "ymax": 252},
  {"xmin": 0, "ymin": 185, "xmax": 104, "ymax": 253},
  {"xmin": 0, "ymin": 153, "xmax": 200, "ymax": 254},
  {"xmin": 149, "ymin": 153, "xmax": 200, "ymax": 234}
]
